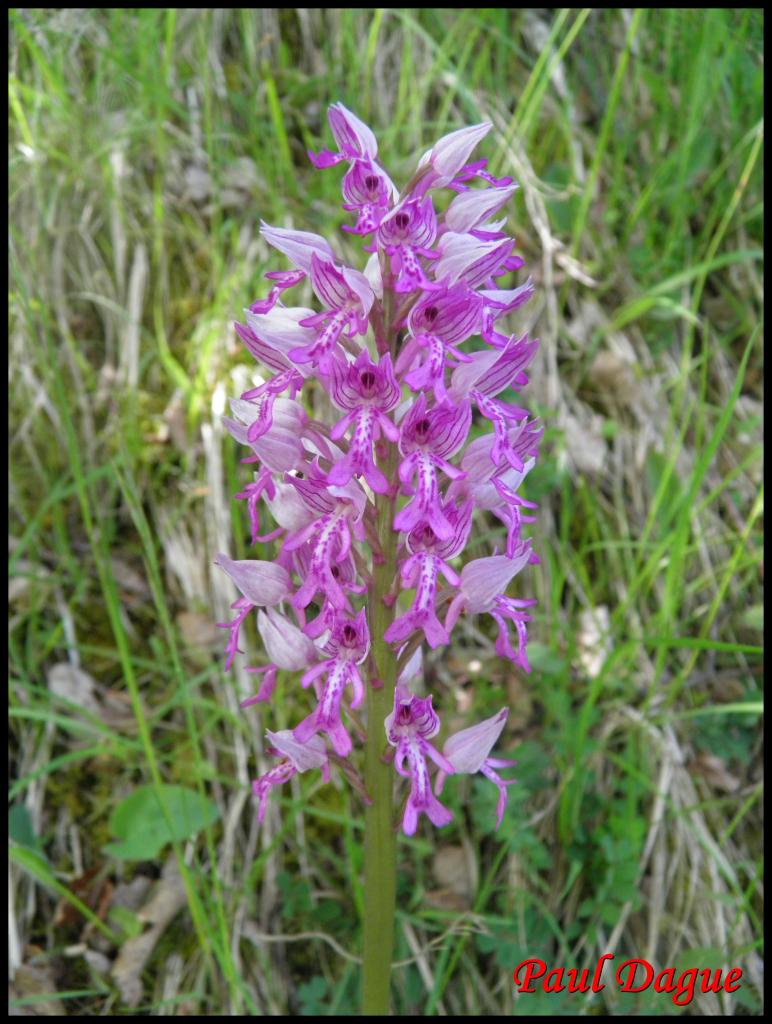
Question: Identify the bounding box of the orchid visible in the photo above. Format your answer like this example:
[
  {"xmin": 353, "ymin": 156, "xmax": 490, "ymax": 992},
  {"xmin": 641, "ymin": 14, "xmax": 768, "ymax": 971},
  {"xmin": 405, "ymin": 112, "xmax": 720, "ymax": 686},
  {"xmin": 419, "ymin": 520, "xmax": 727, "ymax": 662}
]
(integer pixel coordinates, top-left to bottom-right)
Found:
[
  {"xmin": 384, "ymin": 686, "xmax": 455, "ymax": 835},
  {"xmin": 435, "ymin": 708, "xmax": 517, "ymax": 829},
  {"xmin": 253, "ymin": 729, "xmax": 331, "ymax": 823},
  {"xmin": 216, "ymin": 103, "xmax": 541, "ymax": 1013}
]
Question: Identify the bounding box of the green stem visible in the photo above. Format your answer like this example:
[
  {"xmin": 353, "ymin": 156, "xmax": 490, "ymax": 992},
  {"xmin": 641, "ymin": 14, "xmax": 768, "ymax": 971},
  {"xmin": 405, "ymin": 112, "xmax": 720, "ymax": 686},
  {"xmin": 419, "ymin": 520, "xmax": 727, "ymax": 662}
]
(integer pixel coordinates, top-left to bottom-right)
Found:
[{"xmin": 362, "ymin": 442, "xmax": 399, "ymax": 1015}]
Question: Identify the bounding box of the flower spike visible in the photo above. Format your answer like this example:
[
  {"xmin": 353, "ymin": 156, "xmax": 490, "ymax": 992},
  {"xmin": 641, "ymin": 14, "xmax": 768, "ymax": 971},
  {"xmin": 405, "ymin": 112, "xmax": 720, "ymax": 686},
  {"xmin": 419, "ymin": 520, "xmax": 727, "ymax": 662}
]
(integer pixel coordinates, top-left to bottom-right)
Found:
[{"xmin": 217, "ymin": 104, "xmax": 540, "ymax": 848}]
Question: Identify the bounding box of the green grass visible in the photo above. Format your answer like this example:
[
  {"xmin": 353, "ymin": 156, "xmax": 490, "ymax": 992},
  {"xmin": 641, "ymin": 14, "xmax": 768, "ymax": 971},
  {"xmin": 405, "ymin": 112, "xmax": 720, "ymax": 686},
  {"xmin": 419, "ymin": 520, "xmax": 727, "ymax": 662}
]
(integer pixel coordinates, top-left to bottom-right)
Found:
[{"xmin": 9, "ymin": 7, "xmax": 763, "ymax": 1017}]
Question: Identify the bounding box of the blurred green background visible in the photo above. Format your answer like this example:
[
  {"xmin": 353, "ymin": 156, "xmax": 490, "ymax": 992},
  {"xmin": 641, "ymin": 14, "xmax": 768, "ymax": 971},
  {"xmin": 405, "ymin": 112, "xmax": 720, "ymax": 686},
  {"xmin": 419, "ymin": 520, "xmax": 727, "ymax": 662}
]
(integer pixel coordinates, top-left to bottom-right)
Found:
[{"xmin": 9, "ymin": 8, "xmax": 763, "ymax": 1016}]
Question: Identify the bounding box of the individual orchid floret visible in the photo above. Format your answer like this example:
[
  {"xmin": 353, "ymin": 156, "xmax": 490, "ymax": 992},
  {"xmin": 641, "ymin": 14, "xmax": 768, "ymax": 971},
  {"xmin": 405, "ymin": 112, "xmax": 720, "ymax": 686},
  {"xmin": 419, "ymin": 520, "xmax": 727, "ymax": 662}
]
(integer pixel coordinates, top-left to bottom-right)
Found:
[
  {"xmin": 283, "ymin": 471, "xmax": 367, "ymax": 611},
  {"xmin": 449, "ymin": 335, "xmax": 541, "ymax": 468},
  {"xmin": 449, "ymin": 332, "xmax": 538, "ymax": 408},
  {"xmin": 384, "ymin": 501, "xmax": 472, "ymax": 648},
  {"xmin": 435, "ymin": 709, "xmax": 516, "ymax": 829},
  {"xmin": 294, "ymin": 610, "xmax": 370, "ymax": 756},
  {"xmin": 397, "ymin": 284, "xmax": 482, "ymax": 401},
  {"xmin": 448, "ymin": 435, "xmax": 538, "ymax": 556},
  {"xmin": 308, "ymin": 101, "xmax": 379, "ymax": 168},
  {"xmin": 241, "ymin": 608, "xmax": 320, "ymax": 706},
  {"xmin": 239, "ymin": 381, "xmax": 308, "ymax": 447},
  {"xmin": 239, "ymin": 305, "xmax": 318, "ymax": 373},
  {"xmin": 214, "ymin": 554, "xmax": 294, "ymax": 668},
  {"xmin": 252, "ymin": 729, "xmax": 331, "ymax": 823},
  {"xmin": 487, "ymin": 415, "xmax": 543, "ymax": 474},
  {"xmin": 385, "ymin": 686, "xmax": 455, "ymax": 835},
  {"xmin": 262, "ymin": 477, "xmax": 317, "ymax": 539},
  {"xmin": 290, "ymin": 543, "xmax": 367, "ymax": 641},
  {"xmin": 224, "ymin": 395, "xmax": 309, "ymax": 466},
  {"xmin": 326, "ymin": 350, "xmax": 401, "ymax": 492},
  {"xmin": 444, "ymin": 545, "xmax": 538, "ymax": 671},
  {"xmin": 413, "ymin": 122, "xmax": 492, "ymax": 193},
  {"xmin": 376, "ymin": 196, "xmax": 440, "ymax": 294},
  {"xmin": 214, "ymin": 554, "xmax": 293, "ymax": 607},
  {"xmin": 290, "ymin": 253, "xmax": 375, "ymax": 370},
  {"xmin": 478, "ymin": 283, "xmax": 536, "ymax": 346},
  {"xmin": 394, "ymin": 395, "xmax": 471, "ymax": 540},
  {"xmin": 341, "ymin": 157, "xmax": 397, "ymax": 236},
  {"xmin": 233, "ymin": 313, "xmax": 309, "ymax": 444}
]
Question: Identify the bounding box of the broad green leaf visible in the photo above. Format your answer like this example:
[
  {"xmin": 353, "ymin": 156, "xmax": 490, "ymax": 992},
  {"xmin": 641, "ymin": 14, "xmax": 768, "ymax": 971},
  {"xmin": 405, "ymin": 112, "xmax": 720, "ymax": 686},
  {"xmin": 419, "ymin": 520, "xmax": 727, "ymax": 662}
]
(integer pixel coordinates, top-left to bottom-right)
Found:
[
  {"xmin": 527, "ymin": 643, "xmax": 567, "ymax": 677},
  {"xmin": 105, "ymin": 784, "xmax": 219, "ymax": 861}
]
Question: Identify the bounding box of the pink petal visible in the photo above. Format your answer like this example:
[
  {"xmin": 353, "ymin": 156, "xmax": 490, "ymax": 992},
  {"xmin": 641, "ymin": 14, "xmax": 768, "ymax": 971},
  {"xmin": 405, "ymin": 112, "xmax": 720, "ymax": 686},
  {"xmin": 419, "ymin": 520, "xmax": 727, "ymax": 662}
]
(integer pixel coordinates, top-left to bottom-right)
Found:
[
  {"xmin": 418, "ymin": 123, "xmax": 492, "ymax": 185},
  {"xmin": 341, "ymin": 264, "xmax": 376, "ymax": 316},
  {"xmin": 260, "ymin": 222, "xmax": 336, "ymax": 273},
  {"xmin": 266, "ymin": 729, "xmax": 328, "ymax": 772},
  {"xmin": 443, "ymin": 709, "xmax": 508, "ymax": 773},
  {"xmin": 434, "ymin": 233, "xmax": 513, "ymax": 287},
  {"xmin": 257, "ymin": 609, "xmax": 317, "ymax": 671},
  {"xmin": 328, "ymin": 102, "xmax": 378, "ymax": 159},
  {"xmin": 444, "ymin": 183, "xmax": 517, "ymax": 232},
  {"xmin": 245, "ymin": 305, "xmax": 318, "ymax": 360},
  {"xmin": 458, "ymin": 547, "xmax": 532, "ymax": 612},
  {"xmin": 215, "ymin": 554, "xmax": 292, "ymax": 606}
]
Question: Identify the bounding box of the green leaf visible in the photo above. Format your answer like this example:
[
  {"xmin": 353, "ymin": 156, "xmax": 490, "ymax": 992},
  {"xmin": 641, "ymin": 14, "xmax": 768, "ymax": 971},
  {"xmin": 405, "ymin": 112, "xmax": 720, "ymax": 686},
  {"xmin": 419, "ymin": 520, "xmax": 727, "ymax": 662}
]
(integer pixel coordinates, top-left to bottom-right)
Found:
[
  {"xmin": 733, "ymin": 982, "xmax": 760, "ymax": 1011},
  {"xmin": 104, "ymin": 784, "xmax": 219, "ymax": 861},
  {"xmin": 297, "ymin": 976, "xmax": 329, "ymax": 1016},
  {"xmin": 10, "ymin": 846, "xmax": 119, "ymax": 942},
  {"xmin": 645, "ymin": 450, "xmax": 683, "ymax": 529},
  {"xmin": 108, "ymin": 905, "xmax": 143, "ymax": 941},
  {"xmin": 673, "ymin": 946, "xmax": 726, "ymax": 973},
  {"xmin": 739, "ymin": 603, "xmax": 763, "ymax": 631},
  {"xmin": 527, "ymin": 643, "xmax": 567, "ymax": 677},
  {"xmin": 9, "ymin": 804, "xmax": 43, "ymax": 855}
]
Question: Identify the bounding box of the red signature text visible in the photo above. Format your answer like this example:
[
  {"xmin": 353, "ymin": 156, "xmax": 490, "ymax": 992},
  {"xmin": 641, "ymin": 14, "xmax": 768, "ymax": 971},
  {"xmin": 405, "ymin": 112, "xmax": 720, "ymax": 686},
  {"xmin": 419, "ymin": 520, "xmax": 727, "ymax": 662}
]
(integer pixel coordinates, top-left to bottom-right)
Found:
[{"xmin": 513, "ymin": 955, "xmax": 743, "ymax": 1007}]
